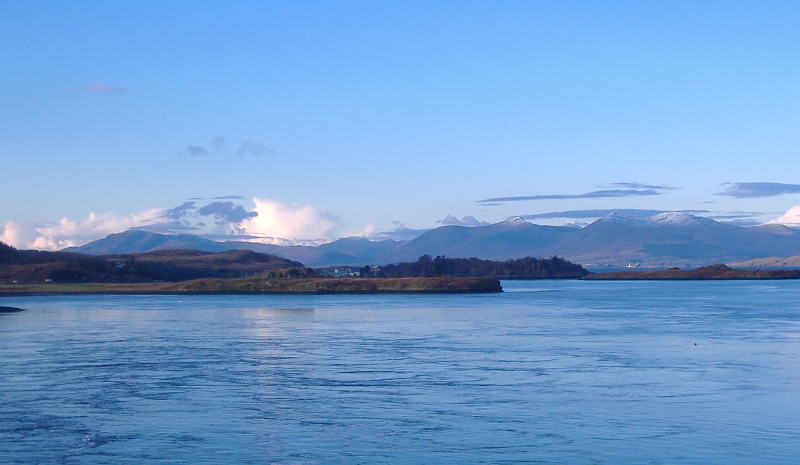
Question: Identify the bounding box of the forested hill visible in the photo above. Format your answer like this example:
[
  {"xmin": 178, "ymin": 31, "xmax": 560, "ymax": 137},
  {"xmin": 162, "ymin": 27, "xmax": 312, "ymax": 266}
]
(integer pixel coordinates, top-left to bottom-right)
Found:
[
  {"xmin": 376, "ymin": 255, "xmax": 589, "ymax": 279},
  {"xmin": 0, "ymin": 241, "xmax": 304, "ymax": 283}
]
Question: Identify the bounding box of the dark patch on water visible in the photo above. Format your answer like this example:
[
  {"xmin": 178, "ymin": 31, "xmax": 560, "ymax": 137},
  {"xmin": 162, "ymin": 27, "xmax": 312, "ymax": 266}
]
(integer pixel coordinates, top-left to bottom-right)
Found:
[{"xmin": 0, "ymin": 305, "xmax": 24, "ymax": 313}]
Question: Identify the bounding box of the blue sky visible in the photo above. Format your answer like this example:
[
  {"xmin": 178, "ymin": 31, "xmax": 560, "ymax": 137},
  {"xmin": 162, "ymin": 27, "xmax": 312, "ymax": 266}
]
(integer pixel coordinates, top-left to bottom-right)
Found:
[{"xmin": 2, "ymin": 1, "xmax": 800, "ymax": 250}]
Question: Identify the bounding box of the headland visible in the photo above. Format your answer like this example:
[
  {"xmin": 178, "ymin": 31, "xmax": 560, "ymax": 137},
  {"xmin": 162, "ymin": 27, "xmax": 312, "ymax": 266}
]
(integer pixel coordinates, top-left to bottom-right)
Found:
[{"xmin": 0, "ymin": 276, "xmax": 503, "ymax": 295}]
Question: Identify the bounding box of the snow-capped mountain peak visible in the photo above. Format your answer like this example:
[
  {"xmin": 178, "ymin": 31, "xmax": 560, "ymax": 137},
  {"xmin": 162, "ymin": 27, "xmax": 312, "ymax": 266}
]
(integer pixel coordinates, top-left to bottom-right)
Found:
[
  {"xmin": 649, "ymin": 212, "xmax": 699, "ymax": 225},
  {"xmin": 598, "ymin": 211, "xmax": 702, "ymax": 226},
  {"xmin": 598, "ymin": 212, "xmax": 646, "ymax": 224},
  {"xmin": 499, "ymin": 216, "xmax": 530, "ymax": 226}
]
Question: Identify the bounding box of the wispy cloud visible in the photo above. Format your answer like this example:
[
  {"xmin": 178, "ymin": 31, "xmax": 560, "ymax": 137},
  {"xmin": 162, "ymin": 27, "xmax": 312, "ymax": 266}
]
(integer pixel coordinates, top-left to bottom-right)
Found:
[
  {"xmin": 178, "ymin": 136, "xmax": 275, "ymax": 159},
  {"xmin": 479, "ymin": 189, "xmax": 661, "ymax": 204},
  {"xmin": 163, "ymin": 201, "xmax": 196, "ymax": 220},
  {"xmin": 198, "ymin": 201, "xmax": 257, "ymax": 226},
  {"xmin": 158, "ymin": 199, "xmax": 258, "ymax": 236},
  {"xmin": 604, "ymin": 182, "xmax": 676, "ymax": 190},
  {"xmin": 437, "ymin": 215, "xmax": 488, "ymax": 227},
  {"xmin": 211, "ymin": 136, "xmax": 227, "ymax": 153},
  {"xmin": 719, "ymin": 182, "xmax": 800, "ymax": 199},
  {"xmin": 236, "ymin": 141, "xmax": 275, "ymax": 158},
  {"xmin": 364, "ymin": 222, "xmax": 431, "ymax": 241},
  {"xmin": 181, "ymin": 145, "xmax": 214, "ymax": 157}
]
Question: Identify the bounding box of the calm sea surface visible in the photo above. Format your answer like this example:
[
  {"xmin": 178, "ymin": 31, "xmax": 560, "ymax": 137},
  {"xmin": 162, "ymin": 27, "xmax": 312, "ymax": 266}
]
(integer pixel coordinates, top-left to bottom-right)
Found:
[{"xmin": 1, "ymin": 280, "xmax": 799, "ymax": 464}]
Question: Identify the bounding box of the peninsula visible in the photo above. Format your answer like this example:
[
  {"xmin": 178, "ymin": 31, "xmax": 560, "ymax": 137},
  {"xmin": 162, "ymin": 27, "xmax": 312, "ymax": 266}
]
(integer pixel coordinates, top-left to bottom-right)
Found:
[
  {"xmin": 0, "ymin": 275, "xmax": 503, "ymax": 295},
  {"xmin": 0, "ymin": 242, "xmax": 501, "ymax": 294}
]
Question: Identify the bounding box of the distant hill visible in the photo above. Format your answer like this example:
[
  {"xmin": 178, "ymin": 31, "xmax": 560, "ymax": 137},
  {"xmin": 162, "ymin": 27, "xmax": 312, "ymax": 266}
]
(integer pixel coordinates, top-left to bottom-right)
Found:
[
  {"xmin": 550, "ymin": 213, "xmax": 800, "ymax": 267},
  {"xmin": 66, "ymin": 229, "xmax": 231, "ymax": 254},
  {"xmin": 0, "ymin": 242, "xmax": 303, "ymax": 283},
  {"xmin": 65, "ymin": 230, "xmax": 405, "ymax": 267},
  {"xmin": 732, "ymin": 255, "xmax": 800, "ymax": 268},
  {"xmin": 374, "ymin": 217, "xmax": 575, "ymax": 263},
  {"xmin": 584, "ymin": 263, "xmax": 800, "ymax": 280},
  {"xmin": 62, "ymin": 213, "xmax": 800, "ymax": 268},
  {"xmin": 371, "ymin": 213, "xmax": 800, "ymax": 267}
]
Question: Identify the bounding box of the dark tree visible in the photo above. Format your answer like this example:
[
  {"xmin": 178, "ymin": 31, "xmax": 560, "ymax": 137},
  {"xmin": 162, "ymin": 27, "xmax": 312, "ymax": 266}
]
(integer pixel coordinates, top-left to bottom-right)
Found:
[{"xmin": 377, "ymin": 255, "xmax": 587, "ymax": 279}]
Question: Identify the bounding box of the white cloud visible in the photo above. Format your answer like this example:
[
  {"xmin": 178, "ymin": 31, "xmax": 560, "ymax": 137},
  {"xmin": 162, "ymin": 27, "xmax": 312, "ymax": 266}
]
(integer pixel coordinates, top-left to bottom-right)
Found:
[
  {"xmin": 1, "ymin": 199, "xmax": 346, "ymax": 250},
  {"xmin": 241, "ymin": 198, "xmax": 341, "ymax": 243},
  {"xmin": 1, "ymin": 221, "xmax": 38, "ymax": 249},
  {"xmin": 352, "ymin": 223, "xmax": 379, "ymax": 237},
  {"xmin": 1, "ymin": 198, "xmax": 384, "ymax": 250},
  {"xmin": 769, "ymin": 205, "xmax": 800, "ymax": 227},
  {"xmin": 1, "ymin": 209, "xmax": 163, "ymax": 250}
]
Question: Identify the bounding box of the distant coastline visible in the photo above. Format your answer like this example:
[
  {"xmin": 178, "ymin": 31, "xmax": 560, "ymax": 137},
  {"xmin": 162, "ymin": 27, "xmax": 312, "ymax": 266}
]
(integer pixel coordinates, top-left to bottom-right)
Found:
[{"xmin": 582, "ymin": 264, "xmax": 800, "ymax": 280}]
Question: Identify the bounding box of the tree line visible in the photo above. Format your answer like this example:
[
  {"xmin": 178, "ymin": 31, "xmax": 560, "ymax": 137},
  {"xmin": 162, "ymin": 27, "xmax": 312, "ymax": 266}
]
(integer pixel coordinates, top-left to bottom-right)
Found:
[{"xmin": 375, "ymin": 255, "xmax": 588, "ymax": 279}]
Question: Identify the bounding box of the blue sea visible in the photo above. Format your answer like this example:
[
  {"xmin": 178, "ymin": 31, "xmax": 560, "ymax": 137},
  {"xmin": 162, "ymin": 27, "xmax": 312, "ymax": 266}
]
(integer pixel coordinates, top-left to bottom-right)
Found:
[{"xmin": 1, "ymin": 280, "xmax": 799, "ymax": 464}]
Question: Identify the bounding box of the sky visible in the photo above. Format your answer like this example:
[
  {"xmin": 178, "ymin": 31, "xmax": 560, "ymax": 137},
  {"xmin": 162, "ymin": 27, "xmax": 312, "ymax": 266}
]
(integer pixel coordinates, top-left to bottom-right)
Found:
[{"xmin": 2, "ymin": 0, "xmax": 800, "ymax": 250}]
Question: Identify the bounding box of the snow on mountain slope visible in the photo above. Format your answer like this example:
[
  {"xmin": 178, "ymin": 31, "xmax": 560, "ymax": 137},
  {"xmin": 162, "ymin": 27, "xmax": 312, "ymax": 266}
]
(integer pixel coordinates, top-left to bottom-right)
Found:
[{"xmin": 649, "ymin": 212, "xmax": 700, "ymax": 225}]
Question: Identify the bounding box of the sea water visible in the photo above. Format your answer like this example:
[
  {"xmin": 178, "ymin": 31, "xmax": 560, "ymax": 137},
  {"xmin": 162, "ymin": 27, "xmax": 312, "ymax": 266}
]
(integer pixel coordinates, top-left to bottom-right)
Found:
[{"xmin": 1, "ymin": 280, "xmax": 798, "ymax": 464}]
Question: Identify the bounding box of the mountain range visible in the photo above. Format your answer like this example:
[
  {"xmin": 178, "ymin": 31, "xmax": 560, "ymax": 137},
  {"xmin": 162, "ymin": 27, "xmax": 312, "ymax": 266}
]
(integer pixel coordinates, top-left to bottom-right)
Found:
[{"xmin": 64, "ymin": 212, "xmax": 800, "ymax": 269}]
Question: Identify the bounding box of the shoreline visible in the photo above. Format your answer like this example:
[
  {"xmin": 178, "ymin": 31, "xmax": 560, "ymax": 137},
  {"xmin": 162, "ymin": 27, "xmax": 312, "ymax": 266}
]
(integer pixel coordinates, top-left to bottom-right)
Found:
[
  {"xmin": 582, "ymin": 265, "xmax": 800, "ymax": 281},
  {"xmin": 0, "ymin": 277, "xmax": 503, "ymax": 296}
]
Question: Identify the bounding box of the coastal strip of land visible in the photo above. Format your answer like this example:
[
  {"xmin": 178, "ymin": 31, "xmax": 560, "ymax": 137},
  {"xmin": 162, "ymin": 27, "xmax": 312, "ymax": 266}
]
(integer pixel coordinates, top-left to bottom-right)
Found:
[
  {"xmin": 582, "ymin": 264, "xmax": 800, "ymax": 280},
  {"xmin": 0, "ymin": 276, "xmax": 503, "ymax": 296}
]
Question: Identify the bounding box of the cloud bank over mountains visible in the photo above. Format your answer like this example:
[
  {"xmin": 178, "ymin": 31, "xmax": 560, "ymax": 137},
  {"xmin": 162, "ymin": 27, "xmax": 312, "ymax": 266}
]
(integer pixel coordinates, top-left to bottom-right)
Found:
[
  {"xmin": 1, "ymin": 209, "xmax": 164, "ymax": 251},
  {"xmin": 769, "ymin": 205, "xmax": 800, "ymax": 227},
  {"xmin": 3, "ymin": 184, "xmax": 800, "ymax": 251},
  {"xmin": 0, "ymin": 198, "xmax": 343, "ymax": 250},
  {"xmin": 437, "ymin": 215, "xmax": 489, "ymax": 227},
  {"xmin": 242, "ymin": 198, "xmax": 341, "ymax": 243}
]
